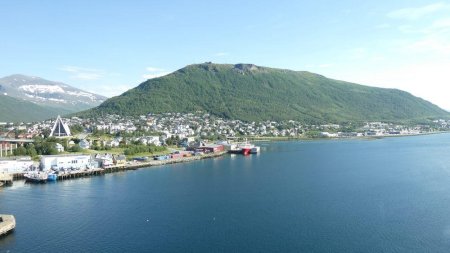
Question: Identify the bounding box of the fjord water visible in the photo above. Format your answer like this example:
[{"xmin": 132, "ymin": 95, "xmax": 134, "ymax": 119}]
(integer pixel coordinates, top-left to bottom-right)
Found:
[{"xmin": 3, "ymin": 135, "xmax": 450, "ymax": 252}]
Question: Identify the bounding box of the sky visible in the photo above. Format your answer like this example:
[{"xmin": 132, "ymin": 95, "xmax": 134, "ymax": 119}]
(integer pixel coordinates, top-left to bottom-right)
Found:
[{"xmin": 1, "ymin": 0, "xmax": 450, "ymax": 109}]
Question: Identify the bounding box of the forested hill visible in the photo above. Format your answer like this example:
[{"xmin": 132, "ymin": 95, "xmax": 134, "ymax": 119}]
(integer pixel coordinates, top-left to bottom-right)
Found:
[
  {"xmin": 80, "ymin": 63, "xmax": 449, "ymax": 123},
  {"xmin": 0, "ymin": 95, "xmax": 72, "ymax": 122}
]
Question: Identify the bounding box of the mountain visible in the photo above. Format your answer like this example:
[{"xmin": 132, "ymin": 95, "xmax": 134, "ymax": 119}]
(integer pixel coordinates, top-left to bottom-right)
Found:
[
  {"xmin": 79, "ymin": 63, "xmax": 449, "ymax": 123},
  {"xmin": 0, "ymin": 94, "xmax": 73, "ymax": 122},
  {"xmin": 0, "ymin": 74, "xmax": 107, "ymax": 112}
]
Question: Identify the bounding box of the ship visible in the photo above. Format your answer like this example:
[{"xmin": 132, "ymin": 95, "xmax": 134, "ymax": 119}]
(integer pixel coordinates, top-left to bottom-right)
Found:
[{"xmin": 219, "ymin": 140, "xmax": 260, "ymax": 155}]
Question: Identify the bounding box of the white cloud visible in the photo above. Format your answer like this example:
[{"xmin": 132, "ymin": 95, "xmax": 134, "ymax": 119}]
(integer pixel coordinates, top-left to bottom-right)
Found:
[
  {"xmin": 142, "ymin": 66, "xmax": 171, "ymax": 80},
  {"xmin": 85, "ymin": 84, "xmax": 134, "ymax": 98},
  {"xmin": 214, "ymin": 52, "xmax": 229, "ymax": 57},
  {"xmin": 146, "ymin": 67, "xmax": 165, "ymax": 72},
  {"xmin": 388, "ymin": 2, "xmax": 450, "ymax": 20},
  {"xmin": 406, "ymin": 37, "xmax": 450, "ymax": 55},
  {"xmin": 142, "ymin": 72, "xmax": 170, "ymax": 79},
  {"xmin": 329, "ymin": 60, "xmax": 450, "ymax": 110},
  {"xmin": 431, "ymin": 17, "xmax": 450, "ymax": 30},
  {"xmin": 318, "ymin": 64, "xmax": 333, "ymax": 68},
  {"xmin": 375, "ymin": 23, "xmax": 391, "ymax": 29},
  {"xmin": 60, "ymin": 65, "xmax": 104, "ymax": 80}
]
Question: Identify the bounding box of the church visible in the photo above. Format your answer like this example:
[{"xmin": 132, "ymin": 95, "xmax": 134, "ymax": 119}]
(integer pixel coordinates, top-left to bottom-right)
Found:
[{"xmin": 50, "ymin": 116, "xmax": 71, "ymax": 137}]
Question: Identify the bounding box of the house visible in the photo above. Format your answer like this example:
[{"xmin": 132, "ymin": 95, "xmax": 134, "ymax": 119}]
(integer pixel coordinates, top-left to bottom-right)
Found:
[
  {"xmin": 113, "ymin": 155, "xmax": 127, "ymax": 166},
  {"xmin": 146, "ymin": 136, "xmax": 161, "ymax": 146},
  {"xmin": 79, "ymin": 139, "xmax": 90, "ymax": 149},
  {"xmin": 106, "ymin": 139, "xmax": 120, "ymax": 148},
  {"xmin": 55, "ymin": 143, "xmax": 64, "ymax": 152},
  {"xmin": 94, "ymin": 153, "xmax": 114, "ymax": 168},
  {"xmin": 68, "ymin": 140, "xmax": 75, "ymax": 147}
]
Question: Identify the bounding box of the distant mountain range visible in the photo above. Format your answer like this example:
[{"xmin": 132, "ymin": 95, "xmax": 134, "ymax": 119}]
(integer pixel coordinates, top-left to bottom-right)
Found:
[
  {"xmin": 79, "ymin": 63, "xmax": 449, "ymax": 123},
  {"xmin": 0, "ymin": 74, "xmax": 106, "ymax": 122}
]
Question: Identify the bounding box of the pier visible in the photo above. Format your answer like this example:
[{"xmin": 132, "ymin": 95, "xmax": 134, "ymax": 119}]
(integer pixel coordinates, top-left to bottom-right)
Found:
[
  {"xmin": 0, "ymin": 215, "xmax": 16, "ymax": 236},
  {"xmin": 0, "ymin": 173, "xmax": 13, "ymax": 186},
  {"xmin": 12, "ymin": 151, "xmax": 228, "ymax": 183}
]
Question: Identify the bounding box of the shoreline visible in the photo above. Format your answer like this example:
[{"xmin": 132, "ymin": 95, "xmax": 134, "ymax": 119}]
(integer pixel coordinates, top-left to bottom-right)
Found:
[
  {"xmin": 4, "ymin": 131, "xmax": 449, "ymax": 184},
  {"xmin": 246, "ymin": 130, "xmax": 450, "ymax": 142},
  {"xmin": 7, "ymin": 151, "xmax": 229, "ymax": 183}
]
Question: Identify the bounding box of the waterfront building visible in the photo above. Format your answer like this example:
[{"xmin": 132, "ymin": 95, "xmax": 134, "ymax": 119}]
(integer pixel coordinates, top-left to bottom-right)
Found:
[
  {"xmin": 0, "ymin": 157, "xmax": 34, "ymax": 173},
  {"xmin": 113, "ymin": 155, "xmax": 127, "ymax": 166},
  {"xmin": 93, "ymin": 154, "xmax": 114, "ymax": 168},
  {"xmin": 40, "ymin": 154, "xmax": 91, "ymax": 171}
]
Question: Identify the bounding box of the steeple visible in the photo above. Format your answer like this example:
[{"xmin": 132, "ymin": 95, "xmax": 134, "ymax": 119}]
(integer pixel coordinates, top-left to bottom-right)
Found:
[{"xmin": 50, "ymin": 115, "xmax": 71, "ymax": 137}]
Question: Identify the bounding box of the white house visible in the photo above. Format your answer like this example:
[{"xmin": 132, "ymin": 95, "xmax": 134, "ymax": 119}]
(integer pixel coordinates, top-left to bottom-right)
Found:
[
  {"xmin": 93, "ymin": 154, "xmax": 114, "ymax": 168},
  {"xmin": 79, "ymin": 139, "xmax": 90, "ymax": 149},
  {"xmin": 55, "ymin": 143, "xmax": 64, "ymax": 152},
  {"xmin": 146, "ymin": 136, "xmax": 161, "ymax": 146},
  {"xmin": 106, "ymin": 139, "xmax": 120, "ymax": 147},
  {"xmin": 40, "ymin": 154, "xmax": 91, "ymax": 171}
]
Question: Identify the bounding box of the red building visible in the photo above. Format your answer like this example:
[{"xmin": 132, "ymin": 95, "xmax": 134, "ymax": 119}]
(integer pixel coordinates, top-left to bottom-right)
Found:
[{"xmin": 195, "ymin": 144, "xmax": 224, "ymax": 153}]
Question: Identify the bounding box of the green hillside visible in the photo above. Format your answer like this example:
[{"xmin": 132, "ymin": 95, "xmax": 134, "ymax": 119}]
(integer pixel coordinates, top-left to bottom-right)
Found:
[
  {"xmin": 0, "ymin": 95, "xmax": 72, "ymax": 122},
  {"xmin": 81, "ymin": 63, "xmax": 449, "ymax": 123}
]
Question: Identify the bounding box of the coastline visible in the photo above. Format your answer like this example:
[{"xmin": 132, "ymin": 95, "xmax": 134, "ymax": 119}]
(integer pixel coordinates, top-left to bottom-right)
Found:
[
  {"xmin": 7, "ymin": 151, "xmax": 229, "ymax": 183},
  {"xmin": 246, "ymin": 130, "xmax": 450, "ymax": 142}
]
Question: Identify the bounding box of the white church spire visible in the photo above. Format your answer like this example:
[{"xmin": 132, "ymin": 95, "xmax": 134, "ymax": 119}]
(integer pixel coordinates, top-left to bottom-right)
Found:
[{"xmin": 50, "ymin": 115, "xmax": 71, "ymax": 137}]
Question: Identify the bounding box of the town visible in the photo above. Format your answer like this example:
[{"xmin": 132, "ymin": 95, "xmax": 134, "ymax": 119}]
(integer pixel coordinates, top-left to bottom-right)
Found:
[{"xmin": 1, "ymin": 112, "xmax": 450, "ymax": 184}]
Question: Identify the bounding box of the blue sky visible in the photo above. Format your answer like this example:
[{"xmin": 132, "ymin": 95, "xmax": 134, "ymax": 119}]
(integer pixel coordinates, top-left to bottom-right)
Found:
[{"xmin": 1, "ymin": 0, "xmax": 450, "ymax": 109}]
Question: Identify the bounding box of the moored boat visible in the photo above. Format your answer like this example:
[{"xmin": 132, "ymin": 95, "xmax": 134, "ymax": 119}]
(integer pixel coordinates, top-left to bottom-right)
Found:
[
  {"xmin": 250, "ymin": 146, "xmax": 260, "ymax": 154},
  {"xmin": 226, "ymin": 140, "xmax": 260, "ymax": 155},
  {"xmin": 47, "ymin": 172, "xmax": 58, "ymax": 181},
  {"xmin": 24, "ymin": 171, "xmax": 48, "ymax": 183}
]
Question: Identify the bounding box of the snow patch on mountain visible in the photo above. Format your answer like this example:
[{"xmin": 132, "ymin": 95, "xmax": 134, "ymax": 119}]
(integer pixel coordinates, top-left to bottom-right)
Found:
[
  {"xmin": 66, "ymin": 91, "xmax": 99, "ymax": 101},
  {"xmin": 19, "ymin": 85, "xmax": 65, "ymax": 94}
]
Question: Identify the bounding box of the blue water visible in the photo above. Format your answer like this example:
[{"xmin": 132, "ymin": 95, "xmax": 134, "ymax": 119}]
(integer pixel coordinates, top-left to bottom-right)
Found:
[{"xmin": 2, "ymin": 134, "xmax": 450, "ymax": 252}]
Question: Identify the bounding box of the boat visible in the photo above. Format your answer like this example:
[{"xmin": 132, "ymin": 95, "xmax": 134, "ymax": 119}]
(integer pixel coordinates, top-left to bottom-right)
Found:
[
  {"xmin": 24, "ymin": 171, "xmax": 48, "ymax": 183},
  {"xmin": 47, "ymin": 172, "xmax": 58, "ymax": 181},
  {"xmin": 251, "ymin": 146, "xmax": 260, "ymax": 154},
  {"xmin": 226, "ymin": 140, "xmax": 260, "ymax": 155}
]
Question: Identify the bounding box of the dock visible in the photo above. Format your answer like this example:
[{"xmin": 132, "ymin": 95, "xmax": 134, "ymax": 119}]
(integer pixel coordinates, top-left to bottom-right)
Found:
[
  {"xmin": 0, "ymin": 215, "xmax": 16, "ymax": 236},
  {"xmin": 0, "ymin": 173, "xmax": 13, "ymax": 186},
  {"xmin": 5, "ymin": 151, "xmax": 228, "ymax": 183}
]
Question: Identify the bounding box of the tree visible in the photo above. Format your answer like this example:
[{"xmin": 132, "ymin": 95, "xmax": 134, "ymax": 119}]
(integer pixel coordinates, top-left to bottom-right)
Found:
[
  {"xmin": 13, "ymin": 146, "xmax": 27, "ymax": 156},
  {"xmin": 70, "ymin": 124, "xmax": 84, "ymax": 134},
  {"xmin": 26, "ymin": 144, "xmax": 37, "ymax": 157},
  {"xmin": 69, "ymin": 144, "xmax": 82, "ymax": 152}
]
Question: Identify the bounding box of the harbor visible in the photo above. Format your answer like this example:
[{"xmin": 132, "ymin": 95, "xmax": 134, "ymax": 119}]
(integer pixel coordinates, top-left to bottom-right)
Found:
[
  {"xmin": 0, "ymin": 137, "xmax": 261, "ymax": 185},
  {"xmin": 1, "ymin": 151, "xmax": 230, "ymax": 184}
]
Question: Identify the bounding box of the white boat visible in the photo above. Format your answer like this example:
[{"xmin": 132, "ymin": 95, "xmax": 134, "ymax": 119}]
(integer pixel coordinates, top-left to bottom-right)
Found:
[{"xmin": 250, "ymin": 146, "xmax": 260, "ymax": 154}]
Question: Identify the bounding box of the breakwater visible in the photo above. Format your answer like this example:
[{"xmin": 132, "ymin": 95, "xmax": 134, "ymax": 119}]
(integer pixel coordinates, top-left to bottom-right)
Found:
[{"xmin": 0, "ymin": 215, "xmax": 15, "ymax": 236}]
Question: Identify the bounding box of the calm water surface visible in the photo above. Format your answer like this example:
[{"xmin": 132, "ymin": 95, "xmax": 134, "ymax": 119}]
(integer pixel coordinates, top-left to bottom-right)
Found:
[{"xmin": 2, "ymin": 134, "xmax": 450, "ymax": 252}]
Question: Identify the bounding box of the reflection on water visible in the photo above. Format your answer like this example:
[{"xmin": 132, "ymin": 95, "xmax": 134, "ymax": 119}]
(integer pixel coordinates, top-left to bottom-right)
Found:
[{"xmin": 2, "ymin": 134, "xmax": 450, "ymax": 252}]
